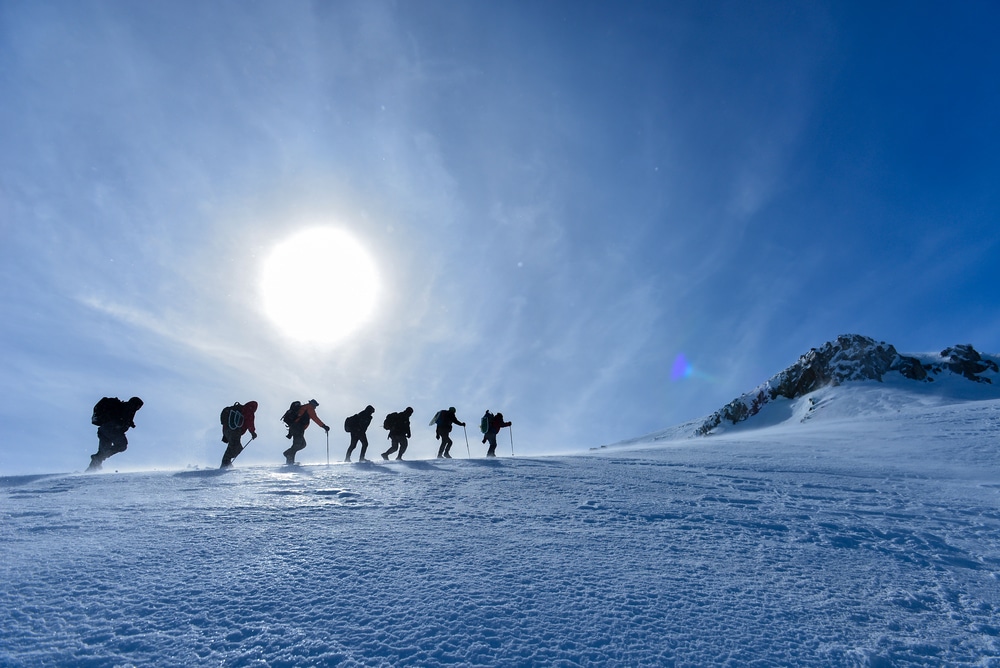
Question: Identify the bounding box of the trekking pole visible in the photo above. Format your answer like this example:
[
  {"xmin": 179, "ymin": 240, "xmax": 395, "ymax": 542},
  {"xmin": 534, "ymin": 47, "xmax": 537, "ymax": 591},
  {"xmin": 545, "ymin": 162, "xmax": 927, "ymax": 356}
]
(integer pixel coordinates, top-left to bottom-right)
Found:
[
  {"xmin": 463, "ymin": 425, "xmax": 471, "ymax": 459},
  {"xmin": 509, "ymin": 426, "xmax": 515, "ymax": 457},
  {"xmin": 236, "ymin": 433, "xmax": 256, "ymax": 461},
  {"xmin": 326, "ymin": 430, "xmax": 330, "ymax": 466}
]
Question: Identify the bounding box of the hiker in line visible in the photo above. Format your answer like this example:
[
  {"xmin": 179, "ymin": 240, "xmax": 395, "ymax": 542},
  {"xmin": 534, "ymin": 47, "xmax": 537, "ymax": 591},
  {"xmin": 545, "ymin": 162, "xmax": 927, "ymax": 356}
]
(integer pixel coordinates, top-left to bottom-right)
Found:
[
  {"xmin": 482, "ymin": 410, "xmax": 512, "ymax": 457},
  {"xmin": 434, "ymin": 407, "xmax": 466, "ymax": 459},
  {"xmin": 344, "ymin": 405, "xmax": 376, "ymax": 462},
  {"xmin": 88, "ymin": 396, "xmax": 144, "ymax": 471},
  {"xmin": 282, "ymin": 399, "xmax": 330, "ymax": 465},
  {"xmin": 381, "ymin": 407, "xmax": 414, "ymax": 461},
  {"xmin": 220, "ymin": 401, "xmax": 258, "ymax": 468}
]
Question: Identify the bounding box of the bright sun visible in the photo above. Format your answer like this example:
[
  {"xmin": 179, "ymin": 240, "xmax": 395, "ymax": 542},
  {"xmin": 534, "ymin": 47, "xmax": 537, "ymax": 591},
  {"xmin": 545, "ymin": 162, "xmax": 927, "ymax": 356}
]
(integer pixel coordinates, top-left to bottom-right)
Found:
[{"xmin": 260, "ymin": 227, "xmax": 380, "ymax": 346}]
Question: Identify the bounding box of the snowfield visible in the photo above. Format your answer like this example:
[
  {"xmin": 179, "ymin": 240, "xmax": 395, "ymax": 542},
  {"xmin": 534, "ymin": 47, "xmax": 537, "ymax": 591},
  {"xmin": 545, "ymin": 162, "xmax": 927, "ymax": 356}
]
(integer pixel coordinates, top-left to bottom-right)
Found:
[{"xmin": 3, "ymin": 387, "xmax": 1000, "ymax": 666}]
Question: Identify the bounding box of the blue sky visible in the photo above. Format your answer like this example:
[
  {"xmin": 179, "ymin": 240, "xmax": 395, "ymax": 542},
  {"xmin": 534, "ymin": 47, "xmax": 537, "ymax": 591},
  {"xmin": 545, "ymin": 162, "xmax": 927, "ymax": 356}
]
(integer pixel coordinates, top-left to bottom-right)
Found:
[{"xmin": 2, "ymin": 1, "xmax": 998, "ymax": 474}]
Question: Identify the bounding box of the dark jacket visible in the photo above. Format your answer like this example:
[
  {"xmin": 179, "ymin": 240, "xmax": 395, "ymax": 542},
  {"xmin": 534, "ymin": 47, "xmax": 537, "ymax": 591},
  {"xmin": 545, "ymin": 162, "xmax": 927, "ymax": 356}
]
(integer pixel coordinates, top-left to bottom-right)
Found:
[
  {"xmin": 350, "ymin": 410, "xmax": 374, "ymax": 434},
  {"xmin": 435, "ymin": 410, "xmax": 464, "ymax": 436},
  {"xmin": 388, "ymin": 410, "xmax": 413, "ymax": 439},
  {"xmin": 107, "ymin": 397, "xmax": 144, "ymax": 431},
  {"xmin": 489, "ymin": 414, "xmax": 511, "ymax": 436}
]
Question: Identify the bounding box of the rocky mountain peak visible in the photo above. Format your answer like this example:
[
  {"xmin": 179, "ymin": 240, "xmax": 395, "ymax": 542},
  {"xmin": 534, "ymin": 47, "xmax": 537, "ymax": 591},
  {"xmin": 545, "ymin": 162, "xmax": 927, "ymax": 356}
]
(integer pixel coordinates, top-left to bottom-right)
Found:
[{"xmin": 696, "ymin": 334, "xmax": 998, "ymax": 435}]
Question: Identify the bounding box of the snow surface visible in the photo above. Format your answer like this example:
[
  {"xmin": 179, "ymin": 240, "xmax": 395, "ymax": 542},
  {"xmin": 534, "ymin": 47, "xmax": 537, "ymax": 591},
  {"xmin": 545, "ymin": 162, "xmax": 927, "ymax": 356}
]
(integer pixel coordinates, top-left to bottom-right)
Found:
[{"xmin": 3, "ymin": 386, "xmax": 1000, "ymax": 666}]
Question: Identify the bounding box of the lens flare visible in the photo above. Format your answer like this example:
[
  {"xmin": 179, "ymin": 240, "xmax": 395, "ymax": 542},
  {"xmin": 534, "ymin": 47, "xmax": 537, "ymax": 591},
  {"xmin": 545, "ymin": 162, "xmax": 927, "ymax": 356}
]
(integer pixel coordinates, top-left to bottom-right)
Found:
[{"xmin": 671, "ymin": 353, "xmax": 694, "ymax": 381}]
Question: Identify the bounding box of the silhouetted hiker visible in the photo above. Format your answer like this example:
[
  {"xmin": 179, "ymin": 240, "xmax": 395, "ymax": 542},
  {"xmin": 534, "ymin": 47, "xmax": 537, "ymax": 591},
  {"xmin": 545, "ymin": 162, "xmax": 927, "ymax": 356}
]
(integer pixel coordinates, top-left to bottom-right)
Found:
[
  {"xmin": 88, "ymin": 396, "xmax": 144, "ymax": 471},
  {"xmin": 434, "ymin": 407, "xmax": 466, "ymax": 459},
  {"xmin": 381, "ymin": 407, "xmax": 413, "ymax": 460},
  {"xmin": 344, "ymin": 405, "xmax": 376, "ymax": 462},
  {"xmin": 220, "ymin": 401, "xmax": 258, "ymax": 468},
  {"xmin": 482, "ymin": 410, "xmax": 512, "ymax": 457},
  {"xmin": 281, "ymin": 399, "xmax": 329, "ymax": 465}
]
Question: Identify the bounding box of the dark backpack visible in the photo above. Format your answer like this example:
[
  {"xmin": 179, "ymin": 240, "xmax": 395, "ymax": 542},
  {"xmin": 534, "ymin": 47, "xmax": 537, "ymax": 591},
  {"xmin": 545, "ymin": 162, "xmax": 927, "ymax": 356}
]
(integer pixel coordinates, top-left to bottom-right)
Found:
[
  {"xmin": 430, "ymin": 410, "xmax": 443, "ymax": 427},
  {"xmin": 383, "ymin": 412, "xmax": 399, "ymax": 431},
  {"xmin": 344, "ymin": 415, "xmax": 356, "ymax": 433},
  {"xmin": 480, "ymin": 411, "xmax": 493, "ymax": 434},
  {"xmin": 221, "ymin": 403, "xmax": 244, "ymax": 431},
  {"xmin": 91, "ymin": 397, "xmax": 120, "ymax": 426},
  {"xmin": 282, "ymin": 401, "xmax": 309, "ymax": 431}
]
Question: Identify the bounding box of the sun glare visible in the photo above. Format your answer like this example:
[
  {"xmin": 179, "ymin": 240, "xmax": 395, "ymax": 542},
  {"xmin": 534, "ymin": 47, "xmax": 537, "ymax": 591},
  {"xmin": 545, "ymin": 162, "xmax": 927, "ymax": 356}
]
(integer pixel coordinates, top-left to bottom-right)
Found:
[{"xmin": 260, "ymin": 227, "xmax": 380, "ymax": 346}]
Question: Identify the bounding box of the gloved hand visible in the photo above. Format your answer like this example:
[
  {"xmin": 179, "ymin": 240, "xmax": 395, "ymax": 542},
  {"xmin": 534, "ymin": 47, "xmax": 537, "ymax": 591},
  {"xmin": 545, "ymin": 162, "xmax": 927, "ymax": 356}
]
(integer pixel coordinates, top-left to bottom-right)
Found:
[{"xmin": 323, "ymin": 425, "xmax": 330, "ymax": 433}]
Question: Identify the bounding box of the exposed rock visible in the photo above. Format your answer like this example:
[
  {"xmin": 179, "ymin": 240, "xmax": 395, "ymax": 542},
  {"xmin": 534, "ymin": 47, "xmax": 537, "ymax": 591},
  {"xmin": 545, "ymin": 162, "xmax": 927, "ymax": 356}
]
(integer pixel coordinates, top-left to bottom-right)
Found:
[
  {"xmin": 769, "ymin": 334, "xmax": 899, "ymax": 400},
  {"xmin": 894, "ymin": 355, "xmax": 928, "ymax": 381},
  {"xmin": 942, "ymin": 344, "xmax": 998, "ymax": 383}
]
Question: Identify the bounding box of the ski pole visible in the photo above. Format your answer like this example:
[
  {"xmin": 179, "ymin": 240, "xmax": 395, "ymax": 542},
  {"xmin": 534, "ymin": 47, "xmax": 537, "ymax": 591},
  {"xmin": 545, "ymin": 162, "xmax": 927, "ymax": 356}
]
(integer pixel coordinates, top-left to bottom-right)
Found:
[
  {"xmin": 463, "ymin": 425, "xmax": 470, "ymax": 459},
  {"xmin": 509, "ymin": 425, "xmax": 514, "ymax": 457}
]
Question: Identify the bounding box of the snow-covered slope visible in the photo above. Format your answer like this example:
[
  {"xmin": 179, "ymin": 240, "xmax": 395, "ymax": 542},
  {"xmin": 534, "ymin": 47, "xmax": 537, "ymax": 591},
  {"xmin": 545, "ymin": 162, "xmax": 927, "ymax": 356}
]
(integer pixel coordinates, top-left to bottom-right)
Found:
[{"xmin": 4, "ymin": 393, "xmax": 1000, "ymax": 666}]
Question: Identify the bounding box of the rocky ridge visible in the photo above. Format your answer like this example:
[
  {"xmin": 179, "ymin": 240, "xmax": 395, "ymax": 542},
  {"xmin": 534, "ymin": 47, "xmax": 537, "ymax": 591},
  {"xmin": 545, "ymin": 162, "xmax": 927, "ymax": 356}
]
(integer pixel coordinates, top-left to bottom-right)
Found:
[{"xmin": 696, "ymin": 334, "xmax": 999, "ymax": 435}]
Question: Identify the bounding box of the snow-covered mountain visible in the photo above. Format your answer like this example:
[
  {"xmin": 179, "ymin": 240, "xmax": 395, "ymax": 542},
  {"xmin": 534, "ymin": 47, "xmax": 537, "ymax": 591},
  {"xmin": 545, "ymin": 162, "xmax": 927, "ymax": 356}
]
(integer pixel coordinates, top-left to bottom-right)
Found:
[{"xmin": 694, "ymin": 334, "xmax": 1000, "ymax": 435}]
